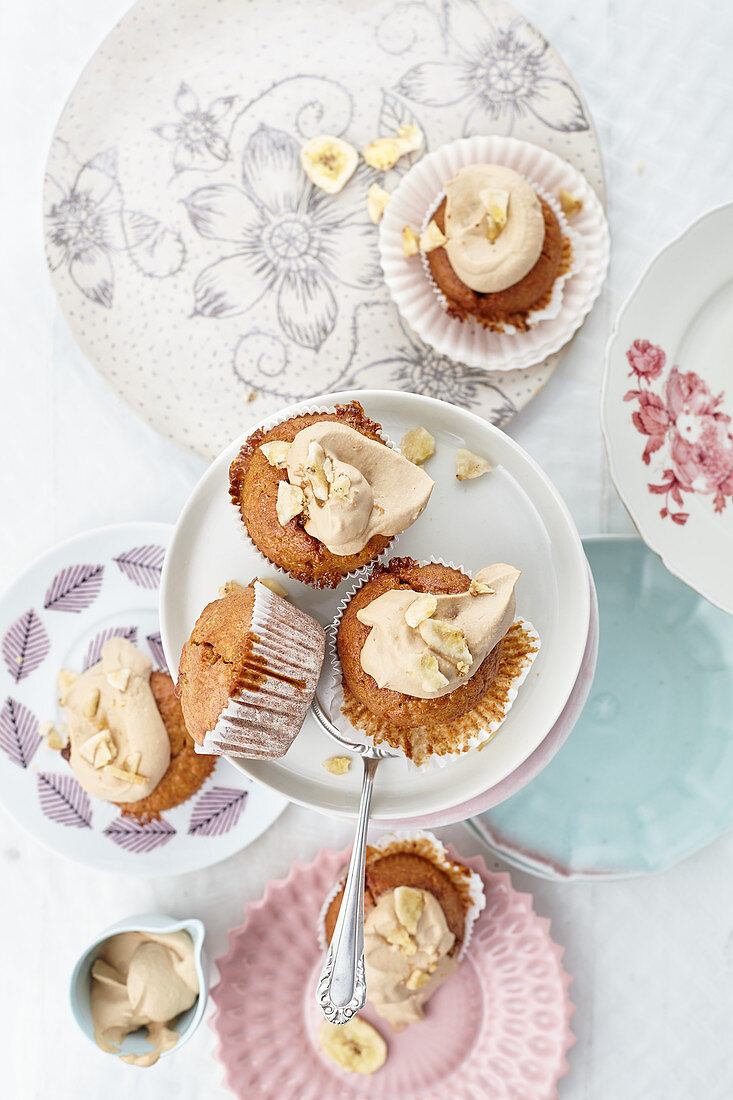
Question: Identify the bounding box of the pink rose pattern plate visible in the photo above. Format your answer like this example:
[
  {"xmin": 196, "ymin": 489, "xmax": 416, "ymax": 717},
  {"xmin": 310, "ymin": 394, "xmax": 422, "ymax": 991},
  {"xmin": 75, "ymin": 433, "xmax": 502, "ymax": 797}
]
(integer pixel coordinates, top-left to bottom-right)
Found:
[
  {"xmin": 211, "ymin": 845, "xmax": 575, "ymax": 1100},
  {"xmin": 602, "ymin": 201, "xmax": 733, "ymax": 613},
  {"xmin": 624, "ymin": 339, "xmax": 733, "ymax": 525},
  {"xmin": 0, "ymin": 522, "xmax": 286, "ymax": 875}
]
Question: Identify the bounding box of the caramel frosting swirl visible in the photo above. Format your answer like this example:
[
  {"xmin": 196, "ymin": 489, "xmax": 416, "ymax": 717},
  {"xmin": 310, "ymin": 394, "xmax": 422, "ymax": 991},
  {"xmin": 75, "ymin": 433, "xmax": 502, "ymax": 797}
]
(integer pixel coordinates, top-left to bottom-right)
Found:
[
  {"xmin": 356, "ymin": 564, "xmax": 520, "ymax": 699},
  {"xmin": 364, "ymin": 888, "xmax": 457, "ymax": 1031},
  {"xmin": 284, "ymin": 422, "xmax": 433, "ymax": 556},
  {"xmin": 443, "ymin": 165, "xmax": 545, "ymax": 293},
  {"xmin": 63, "ymin": 638, "xmax": 170, "ymax": 802}
]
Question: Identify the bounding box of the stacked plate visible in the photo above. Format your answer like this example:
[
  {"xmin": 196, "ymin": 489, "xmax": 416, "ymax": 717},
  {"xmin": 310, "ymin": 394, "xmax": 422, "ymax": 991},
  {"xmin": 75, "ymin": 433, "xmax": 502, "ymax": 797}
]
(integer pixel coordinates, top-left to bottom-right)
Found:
[{"xmin": 160, "ymin": 388, "xmax": 596, "ymax": 826}]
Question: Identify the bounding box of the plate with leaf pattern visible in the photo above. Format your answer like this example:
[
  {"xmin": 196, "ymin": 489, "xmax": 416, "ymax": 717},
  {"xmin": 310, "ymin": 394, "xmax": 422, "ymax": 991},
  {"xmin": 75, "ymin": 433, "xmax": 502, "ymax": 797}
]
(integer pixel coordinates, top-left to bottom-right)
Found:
[
  {"xmin": 44, "ymin": 0, "xmax": 605, "ymax": 461},
  {"xmin": 0, "ymin": 521, "xmax": 286, "ymax": 875}
]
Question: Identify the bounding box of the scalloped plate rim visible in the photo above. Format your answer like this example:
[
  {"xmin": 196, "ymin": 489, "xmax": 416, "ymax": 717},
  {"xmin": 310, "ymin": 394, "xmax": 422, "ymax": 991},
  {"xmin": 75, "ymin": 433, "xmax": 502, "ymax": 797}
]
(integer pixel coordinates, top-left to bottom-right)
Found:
[{"xmin": 601, "ymin": 200, "xmax": 733, "ymax": 614}]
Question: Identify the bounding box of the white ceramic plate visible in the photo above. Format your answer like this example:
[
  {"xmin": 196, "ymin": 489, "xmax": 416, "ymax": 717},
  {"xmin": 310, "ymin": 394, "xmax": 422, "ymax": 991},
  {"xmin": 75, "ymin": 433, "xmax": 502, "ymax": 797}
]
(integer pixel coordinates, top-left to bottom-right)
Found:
[
  {"xmin": 43, "ymin": 0, "xmax": 605, "ymax": 462},
  {"xmin": 160, "ymin": 390, "xmax": 590, "ymax": 820},
  {"xmin": 602, "ymin": 202, "xmax": 733, "ymax": 614},
  {"xmin": 380, "ymin": 135, "xmax": 609, "ymax": 371},
  {"xmin": 0, "ymin": 522, "xmax": 286, "ymax": 875}
]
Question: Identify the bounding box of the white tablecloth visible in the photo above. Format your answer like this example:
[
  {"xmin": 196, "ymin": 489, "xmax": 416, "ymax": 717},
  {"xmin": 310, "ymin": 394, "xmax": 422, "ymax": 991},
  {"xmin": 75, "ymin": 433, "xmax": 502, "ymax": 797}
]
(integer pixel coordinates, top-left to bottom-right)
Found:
[{"xmin": 3, "ymin": 1, "xmax": 733, "ymax": 1096}]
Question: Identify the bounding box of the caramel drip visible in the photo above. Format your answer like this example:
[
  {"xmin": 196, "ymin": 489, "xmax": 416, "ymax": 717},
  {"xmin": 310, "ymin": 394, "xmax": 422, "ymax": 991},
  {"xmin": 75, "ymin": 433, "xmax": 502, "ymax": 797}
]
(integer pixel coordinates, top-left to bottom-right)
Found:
[{"xmin": 230, "ymin": 634, "xmax": 307, "ymax": 696}]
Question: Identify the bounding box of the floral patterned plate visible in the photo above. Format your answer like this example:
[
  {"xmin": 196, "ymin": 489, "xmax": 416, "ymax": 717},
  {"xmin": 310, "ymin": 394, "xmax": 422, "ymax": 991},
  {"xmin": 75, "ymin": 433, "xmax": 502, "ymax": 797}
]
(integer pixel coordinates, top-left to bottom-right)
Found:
[
  {"xmin": 44, "ymin": 0, "xmax": 605, "ymax": 462},
  {"xmin": 602, "ymin": 202, "xmax": 733, "ymax": 614},
  {"xmin": 0, "ymin": 522, "xmax": 286, "ymax": 875},
  {"xmin": 476, "ymin": 536, "xmax": 733, "ymax": 879},
  {"xmin": 211, "ymin": 844, "xmax": 575, "ymax": 1100}
]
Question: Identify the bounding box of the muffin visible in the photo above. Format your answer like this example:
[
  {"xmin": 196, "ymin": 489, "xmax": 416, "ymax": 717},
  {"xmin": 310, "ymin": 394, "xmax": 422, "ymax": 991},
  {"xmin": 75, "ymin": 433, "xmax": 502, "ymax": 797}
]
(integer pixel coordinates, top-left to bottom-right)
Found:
[
  {"xmin": 336, "ymin": 557, "xmax": 520, "ymax": 731},
  {"xmin": 176, "ymin": 580, "xmax": 325, "ymax": 757},
  {"xmin": 322, "ymin": 831, "xmax": 485, "ymax": 1031},
  {"xmin": 59, "ymin": 638, "xmax": 214, "ymax": 815},
  {"xmin": 229, "ymin": 401, "xmax": 434, "ymax": 589},
  {"xmin": 115, "ymin": 670, "xmax": 215, "ymax": 819},
  {"xmin": 425, "ymin": 164, "xmax": 565, "ymax": 331}
]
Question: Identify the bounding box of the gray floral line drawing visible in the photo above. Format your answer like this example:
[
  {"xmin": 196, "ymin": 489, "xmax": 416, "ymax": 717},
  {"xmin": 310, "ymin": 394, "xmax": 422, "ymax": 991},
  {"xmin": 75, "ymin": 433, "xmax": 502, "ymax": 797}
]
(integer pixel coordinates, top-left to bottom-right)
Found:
[
  {"xmin": 183, "ymin": 122, "xmax": 381, "ymax": 349},
  {"xmin": 373, "ymin": 90, "xmax": 427, "ymax": 181},
  {"xmin": 44, "ymin": 140, "xmax": 186, "ymax": 308},
  {"xmin": 385, "ymin": 1, "xmax": 589, "ymax": 135},
  {"xmin": 153, "ymin": 83, "xmax": 237, "ymax": 174},
  {"xmin": 232, "ymin": 299, "xmax": 516, "ymax": 423}
]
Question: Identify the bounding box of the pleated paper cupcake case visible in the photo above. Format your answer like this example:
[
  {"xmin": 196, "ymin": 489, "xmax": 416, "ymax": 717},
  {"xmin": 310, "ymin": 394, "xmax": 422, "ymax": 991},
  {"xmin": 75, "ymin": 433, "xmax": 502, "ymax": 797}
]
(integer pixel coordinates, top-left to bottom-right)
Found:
[
  {"xmin": 419, "ymin": 180, "xmax": 585, "ymax": 335},
  {"xmin": 315, "ymin": 828, "xmax": 486, "ymax": 963},
  {"xmin": 229, "ymin": 403, "xmax": 404, "ymax": 589},
  {"xmin": 326, "ymin": 555, "xmax": 541, "ymax": 770}
]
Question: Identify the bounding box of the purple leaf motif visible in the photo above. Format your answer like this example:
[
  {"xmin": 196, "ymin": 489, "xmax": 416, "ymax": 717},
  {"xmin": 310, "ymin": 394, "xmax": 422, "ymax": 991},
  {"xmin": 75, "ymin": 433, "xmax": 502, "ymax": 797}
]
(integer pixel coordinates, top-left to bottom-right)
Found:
[
  {"xmin": 146, "ymin": 631, "xmax": 168, "ymax": 672},
  {"xmin": 113, "ymin": 545, "xmax": 166, "ymax": 589},
  {"xmin": 2, "ymin": 609, "xmax": 50, "ymax": 682},
  {"xmin": 83, "ymin": 625, "xmax": 138, "ymax": 671},
  {"xmin": 44, "ymin": 563, "xmax": 104, "ymax": 613},
  {"xmin": 188, "ymin": 786, "xmax": 248, "ymax": 837},
  {"xmin": 0, "ymin": 697, "xmax": 41, "ymax": 768},
  {"xmin": 104, "ymin": 816, "xmax": 176, "ymax": 854},
  {"xmin": 37, "ymin": 772, "xmax": 92, "ymax": 828}
]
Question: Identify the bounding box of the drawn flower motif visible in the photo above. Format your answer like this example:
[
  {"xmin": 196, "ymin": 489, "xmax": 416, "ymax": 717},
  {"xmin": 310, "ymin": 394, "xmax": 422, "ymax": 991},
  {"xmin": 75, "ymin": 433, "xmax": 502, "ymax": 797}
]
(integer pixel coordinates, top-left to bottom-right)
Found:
[
  {"xmin": 338, "ymin": 304, "xmax": 516, "ymax": 425},
  {"xmin": 394, "ymin": 11, "xmax": 588, "ymax": 135},
  {"xmin": 153, "ymin": 83, "xmax": 236, "ymax": 173},
  {"xmin": 665, "ymin": 367, "xmax": 726, "ymax": 420},
  {"xmin": 183, "ymin": 124, "xmax": 380, "ymax": 349},
  {"xmin": 44, "ymin": 140, "xmax": 186, "ymax": 307},
  {"xmin": 624, "ymin": 389, "xmax": 670, "ymax": 465},
  {"xmin": 664, "ymin": 369, "xmax": 733, "ymax": 504},
  {"xmin": 44, "ymin": 145, "xmax": 126, "ymax": 308},
  {"xmin": 624, "ymin": 343, "xmax": 733, "ymax": 523},
  {"xmin": 626, "ymin": 339, "xmax": 666, "ymax": 384}
]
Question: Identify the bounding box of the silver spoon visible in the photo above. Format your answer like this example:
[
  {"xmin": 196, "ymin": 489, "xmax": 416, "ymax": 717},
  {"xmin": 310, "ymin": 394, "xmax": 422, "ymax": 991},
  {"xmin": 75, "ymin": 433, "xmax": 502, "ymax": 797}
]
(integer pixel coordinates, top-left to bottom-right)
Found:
[{"xmin": 311, "ymin": 694, "xmax": 397, "ymax": 1024}]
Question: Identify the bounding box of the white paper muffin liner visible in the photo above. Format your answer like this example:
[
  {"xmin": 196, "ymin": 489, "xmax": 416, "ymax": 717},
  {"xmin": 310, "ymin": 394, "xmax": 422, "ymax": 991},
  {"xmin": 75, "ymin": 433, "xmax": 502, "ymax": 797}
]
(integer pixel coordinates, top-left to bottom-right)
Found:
[
  {"xmin": 229, "ymin": 402, "xmax": 407, "ymax": 589},
  {"xmin": 195, "ymin": 581, "xmax": 325, "ymax": 756},
  {"xmin": 379, "ymin": 134, "xmax": 610, "ymax": 371},
  {"xmin": 419, "ymin": 180, "xmax": 584, "ymax": 335},
  {"xmin": 317, "ymin": 829, "xmax": 486, "ymax": 963},
  {"xmin": 326, "ymin": 556, "xmax": 541, "ymax": 770}
]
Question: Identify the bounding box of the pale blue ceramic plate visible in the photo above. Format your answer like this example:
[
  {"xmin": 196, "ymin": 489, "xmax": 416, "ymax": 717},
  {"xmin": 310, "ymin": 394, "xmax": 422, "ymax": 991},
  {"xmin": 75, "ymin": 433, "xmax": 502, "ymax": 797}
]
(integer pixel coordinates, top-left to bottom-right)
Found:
[{"xmin": 477, "ymin": 535, "xmax": 733, "ymax": 880}]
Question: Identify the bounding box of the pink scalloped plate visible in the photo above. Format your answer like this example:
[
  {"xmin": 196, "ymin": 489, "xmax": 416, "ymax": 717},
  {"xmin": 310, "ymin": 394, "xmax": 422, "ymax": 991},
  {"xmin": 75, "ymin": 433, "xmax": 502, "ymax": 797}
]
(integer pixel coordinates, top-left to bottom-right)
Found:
[{"xmin": 211, "ymin": 845, "xmax": 575, "ymax": 1100}]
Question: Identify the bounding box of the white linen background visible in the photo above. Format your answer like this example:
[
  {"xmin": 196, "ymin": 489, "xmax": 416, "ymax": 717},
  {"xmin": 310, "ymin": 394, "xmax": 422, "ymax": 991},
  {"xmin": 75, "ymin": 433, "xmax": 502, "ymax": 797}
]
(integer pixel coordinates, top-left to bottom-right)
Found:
[{"xmin": 2, "ymin": 0, "xmax": 733, "ymax": 1097}]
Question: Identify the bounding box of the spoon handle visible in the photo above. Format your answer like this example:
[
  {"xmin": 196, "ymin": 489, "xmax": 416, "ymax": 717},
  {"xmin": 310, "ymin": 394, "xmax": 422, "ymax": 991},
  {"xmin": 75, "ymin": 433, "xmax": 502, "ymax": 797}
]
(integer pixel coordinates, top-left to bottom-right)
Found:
[{"xmin": 316, "ymin": 754, "xmax": 379, "ymax": 1024}]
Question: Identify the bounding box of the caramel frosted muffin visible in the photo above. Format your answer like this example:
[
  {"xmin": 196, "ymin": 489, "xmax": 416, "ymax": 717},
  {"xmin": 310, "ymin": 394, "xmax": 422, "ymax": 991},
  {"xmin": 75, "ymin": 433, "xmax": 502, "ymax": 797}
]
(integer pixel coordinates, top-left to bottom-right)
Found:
[
  {"xmin": 59, "ymin": 640, "xmax": 213, "ymax": 816},
  {"xmin": 425, "ymin": 164, "xmax": 564, "ymax": 330},
  {"xmin": 116, "ymin": 670, "xmax": 215, "ymax": 819},
  {"xmin": 229, "ymin": 401, "xmax": 434, "ymax": 589},
  {"xmin": 323, "ymin": 831, "xmax": 485, "ymax": 1031},
  {"xmin": 337, "ymin": 557, "xmax": 520, "ymax": 730},
  {"xmin": 176, "ymin": 581, "xmax": 325, "ymax": 757}
]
